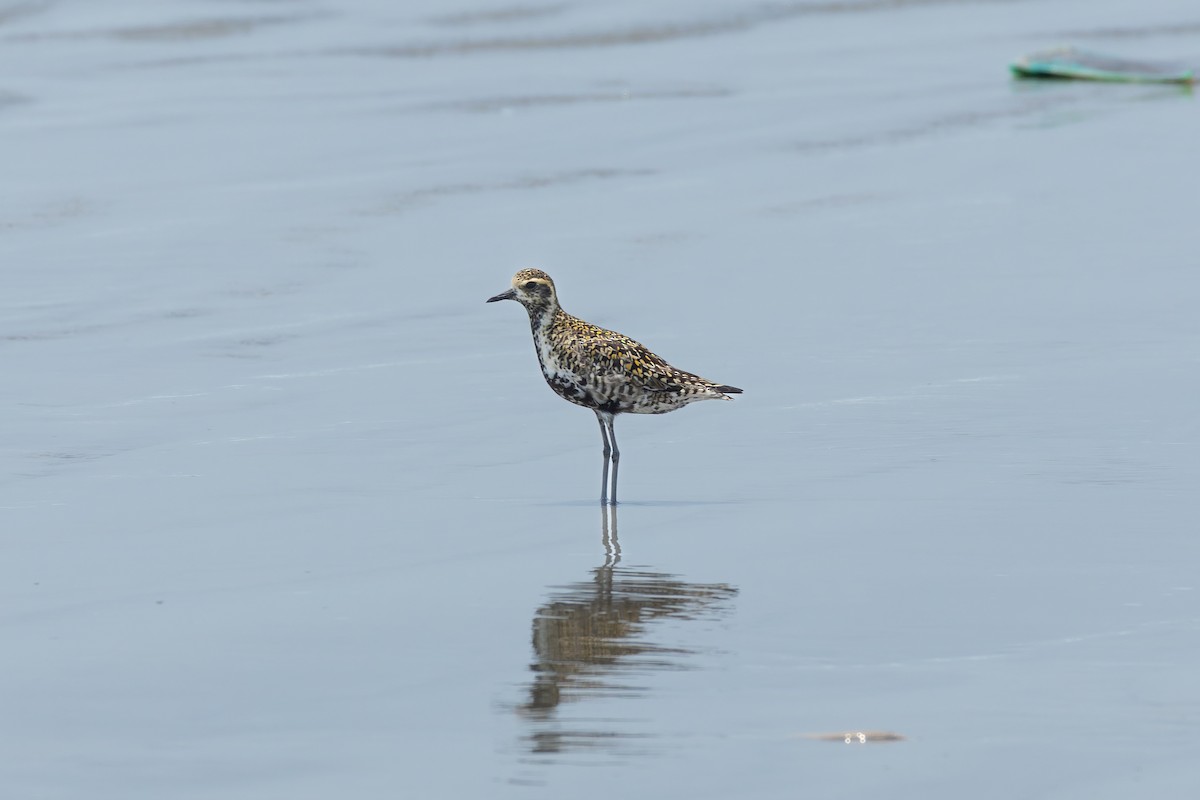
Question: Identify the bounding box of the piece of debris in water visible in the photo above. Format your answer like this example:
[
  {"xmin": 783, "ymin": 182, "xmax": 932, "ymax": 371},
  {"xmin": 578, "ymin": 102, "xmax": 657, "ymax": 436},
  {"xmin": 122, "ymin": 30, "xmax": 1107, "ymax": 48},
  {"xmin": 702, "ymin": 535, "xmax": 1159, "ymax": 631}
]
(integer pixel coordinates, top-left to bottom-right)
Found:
[
  {"xmin": 1011, "ymin": 47, "xmax": 1196, "ymax": 84},
  {"xmin": 801, "ymin": 730, "xmax": 906, "ymax": 744}
]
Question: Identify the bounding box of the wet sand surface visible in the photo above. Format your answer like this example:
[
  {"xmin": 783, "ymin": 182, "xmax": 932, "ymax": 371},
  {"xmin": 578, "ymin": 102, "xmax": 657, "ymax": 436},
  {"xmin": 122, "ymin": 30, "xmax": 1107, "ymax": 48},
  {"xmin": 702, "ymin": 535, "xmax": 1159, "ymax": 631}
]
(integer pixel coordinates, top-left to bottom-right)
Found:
[{"xmin": 3, "ymin": 0, "xmax": 1198, "ymax": 797}]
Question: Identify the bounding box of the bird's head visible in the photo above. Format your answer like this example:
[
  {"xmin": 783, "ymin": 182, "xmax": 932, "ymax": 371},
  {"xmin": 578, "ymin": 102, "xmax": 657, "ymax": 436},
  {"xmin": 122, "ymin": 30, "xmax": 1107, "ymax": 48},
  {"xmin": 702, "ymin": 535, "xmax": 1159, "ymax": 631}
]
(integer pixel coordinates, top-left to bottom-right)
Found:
[{"xmin": 486, "ymin": 268, "xmax": 559, "ymax": 312}]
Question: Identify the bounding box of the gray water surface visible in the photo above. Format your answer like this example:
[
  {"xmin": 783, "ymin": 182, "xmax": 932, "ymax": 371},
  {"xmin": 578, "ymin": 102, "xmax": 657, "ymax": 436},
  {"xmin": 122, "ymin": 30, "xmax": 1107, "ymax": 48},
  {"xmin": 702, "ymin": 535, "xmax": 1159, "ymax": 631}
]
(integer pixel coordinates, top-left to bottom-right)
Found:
[{"xmin": 3, "ymin": 0, "xmax": 1199, "ymax": 797}]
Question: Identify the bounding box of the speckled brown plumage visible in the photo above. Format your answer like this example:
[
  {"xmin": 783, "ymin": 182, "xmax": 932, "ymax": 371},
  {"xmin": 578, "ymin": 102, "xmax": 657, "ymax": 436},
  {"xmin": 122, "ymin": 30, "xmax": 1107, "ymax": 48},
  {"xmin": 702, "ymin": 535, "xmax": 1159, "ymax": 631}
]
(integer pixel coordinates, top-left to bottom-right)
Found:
[{"xmin": 487, "ymin": 268, "xmax": 741, "ymax": 504}]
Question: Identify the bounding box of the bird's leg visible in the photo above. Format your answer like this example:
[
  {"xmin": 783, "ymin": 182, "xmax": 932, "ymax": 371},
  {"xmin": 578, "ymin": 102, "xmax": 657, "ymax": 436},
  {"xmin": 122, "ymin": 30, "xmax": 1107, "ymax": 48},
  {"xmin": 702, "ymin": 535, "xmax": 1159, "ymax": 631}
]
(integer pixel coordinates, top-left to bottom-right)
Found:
[
  {"xmin": 595, "ymin": 411, "xmax": 612, "ymax": 505},
  {"xmin": 601, "ymin": 502, "xmax": 621, "ymax": 566},
  {"xmin": 606, "ymin": 415, "xmax": 620, "ymax": 506}
]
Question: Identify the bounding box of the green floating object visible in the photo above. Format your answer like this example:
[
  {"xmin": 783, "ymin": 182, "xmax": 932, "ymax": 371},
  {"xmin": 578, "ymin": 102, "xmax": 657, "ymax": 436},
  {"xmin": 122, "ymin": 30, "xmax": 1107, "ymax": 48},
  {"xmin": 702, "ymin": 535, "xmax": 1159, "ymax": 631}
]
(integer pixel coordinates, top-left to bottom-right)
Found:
[{"xmin": 1011, "ymin": 47, "xmax": 1196, "ymax": 84}]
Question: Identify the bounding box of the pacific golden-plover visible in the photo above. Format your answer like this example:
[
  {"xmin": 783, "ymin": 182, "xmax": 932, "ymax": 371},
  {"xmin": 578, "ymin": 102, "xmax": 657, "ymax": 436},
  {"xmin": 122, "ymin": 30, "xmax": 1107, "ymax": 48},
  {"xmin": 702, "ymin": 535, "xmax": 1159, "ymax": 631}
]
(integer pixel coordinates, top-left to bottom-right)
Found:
[{"xmin": 487, "ymin": 268, "xmax": 741, "ymax": 504}]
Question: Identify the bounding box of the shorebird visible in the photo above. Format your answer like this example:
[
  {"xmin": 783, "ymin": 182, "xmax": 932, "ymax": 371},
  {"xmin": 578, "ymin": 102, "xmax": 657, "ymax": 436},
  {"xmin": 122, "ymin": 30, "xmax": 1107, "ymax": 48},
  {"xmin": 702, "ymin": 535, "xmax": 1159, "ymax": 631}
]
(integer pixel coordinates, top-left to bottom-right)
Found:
[{"xmin": 487, "ymin": 268, "xmax": 741, "ymax": 504}]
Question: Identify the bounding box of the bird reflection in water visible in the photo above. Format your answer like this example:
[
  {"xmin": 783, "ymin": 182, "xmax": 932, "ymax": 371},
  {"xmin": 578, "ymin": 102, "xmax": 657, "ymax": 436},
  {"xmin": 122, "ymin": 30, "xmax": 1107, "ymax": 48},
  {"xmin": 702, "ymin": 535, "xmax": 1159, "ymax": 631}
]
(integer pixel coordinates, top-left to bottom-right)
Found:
[{"xmin": 518, "ymin": 504, "xmax": 737, "ymax": 756}]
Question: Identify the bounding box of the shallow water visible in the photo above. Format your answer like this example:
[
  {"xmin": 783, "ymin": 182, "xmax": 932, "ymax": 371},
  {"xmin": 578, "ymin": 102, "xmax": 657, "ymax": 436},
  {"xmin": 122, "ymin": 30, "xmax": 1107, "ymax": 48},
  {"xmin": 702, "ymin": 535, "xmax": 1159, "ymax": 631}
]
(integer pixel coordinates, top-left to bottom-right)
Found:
[{"xmin": 3, "ymin": 0, "xmax": 1199, "ymax": 797}]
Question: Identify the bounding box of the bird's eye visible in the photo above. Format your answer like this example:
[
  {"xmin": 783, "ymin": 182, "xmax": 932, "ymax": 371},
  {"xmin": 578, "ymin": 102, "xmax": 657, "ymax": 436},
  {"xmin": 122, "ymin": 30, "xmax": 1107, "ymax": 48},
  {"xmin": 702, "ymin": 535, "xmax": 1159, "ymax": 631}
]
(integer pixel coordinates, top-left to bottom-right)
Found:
[{"xmin": 523, "ymin": 281, "xmax": 539, "ymax": 290}]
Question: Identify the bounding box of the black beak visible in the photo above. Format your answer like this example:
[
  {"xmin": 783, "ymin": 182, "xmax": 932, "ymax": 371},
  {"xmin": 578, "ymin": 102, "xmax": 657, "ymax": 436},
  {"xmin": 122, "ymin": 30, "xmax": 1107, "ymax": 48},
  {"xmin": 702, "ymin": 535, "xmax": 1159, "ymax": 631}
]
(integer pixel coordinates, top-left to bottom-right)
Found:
[{"xmin": 486, "ymin": 288, "xmax": 516, "ymax": 303}]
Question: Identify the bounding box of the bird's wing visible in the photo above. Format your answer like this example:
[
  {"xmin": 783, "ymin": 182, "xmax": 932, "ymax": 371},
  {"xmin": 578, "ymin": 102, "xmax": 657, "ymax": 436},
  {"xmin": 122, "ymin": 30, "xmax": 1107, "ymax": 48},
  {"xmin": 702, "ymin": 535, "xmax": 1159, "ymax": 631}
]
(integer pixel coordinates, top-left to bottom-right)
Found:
[{"xmin": 570, "ymin": 328, "xmax": 689, "ymax": 393}]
